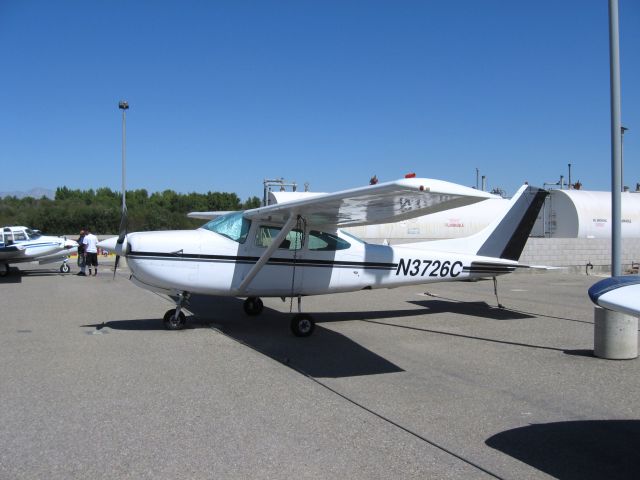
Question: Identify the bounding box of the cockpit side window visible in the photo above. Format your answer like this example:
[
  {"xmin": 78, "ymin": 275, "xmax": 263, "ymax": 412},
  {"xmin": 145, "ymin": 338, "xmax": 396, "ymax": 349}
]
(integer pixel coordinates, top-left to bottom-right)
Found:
[
  {"xmin": 308, "ymin": 231, "xmax": 350, "ymax": 251},
  {"xmin": 201, "ymin": 212, "xmax": 251, "ymax": 244},
  {"xmin": 256, "ymin": 226, "xmax": 303, "ymax": 250},
  {"xmin": 13, "ymin": 231, "xmax": 27, "ymax": 242}
]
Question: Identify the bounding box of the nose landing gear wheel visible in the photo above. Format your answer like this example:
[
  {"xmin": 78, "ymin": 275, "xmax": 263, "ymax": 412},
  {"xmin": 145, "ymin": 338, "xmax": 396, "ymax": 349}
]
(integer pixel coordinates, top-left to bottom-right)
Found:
[
  {"xmin": 291, "ymin": 313, "xmax": 315, "ymax": 337},
  {"xmin": 243, "ymin": 296, "xmax": 264, "ymax": 316},
  {"xmin": 60, "ymin": 263, "xmax": 71, "ymax": 274},
  {"xmin": 163, "ymin": 309, "xmax": 187, "ymax": 330},
  {"xmin": 0, "ymin": 264, "xmax": 8, "ymax": 277}
]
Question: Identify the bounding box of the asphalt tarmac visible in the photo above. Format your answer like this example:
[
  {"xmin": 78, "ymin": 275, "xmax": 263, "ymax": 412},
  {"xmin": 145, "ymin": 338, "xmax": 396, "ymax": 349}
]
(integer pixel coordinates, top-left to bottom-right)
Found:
[{"xmin": 1, "ymin": 260, "xmax": 639, "ymax": 479}]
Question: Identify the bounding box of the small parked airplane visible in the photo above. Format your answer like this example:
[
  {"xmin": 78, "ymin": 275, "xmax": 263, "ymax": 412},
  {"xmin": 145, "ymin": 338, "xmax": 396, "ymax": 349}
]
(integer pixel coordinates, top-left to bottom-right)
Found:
[
  {"xmin": 0, "ymin": 226, "xmax": 78, "ymax": 276},
  {"xmin": 588, "ymin": 275, "xmax": 640, "ymax": 317},
  {"xmin": 99, "ymin": 177, "xmax": 546, "ymax": 336}
]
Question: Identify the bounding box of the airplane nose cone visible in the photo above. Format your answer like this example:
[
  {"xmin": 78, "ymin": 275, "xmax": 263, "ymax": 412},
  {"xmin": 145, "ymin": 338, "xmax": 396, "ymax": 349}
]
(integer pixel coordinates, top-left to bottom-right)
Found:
[
  {"xmin": 98, "ymin": 236, "xmax": 128, "ymax": 256},
  {"xmin": 97, "ymin": 236, "xmax": 117, "ymax": 252},
  {"xmin": 126, "ymin": 230, "xmax": 204, "ymax": 255},
  {"xmin": 125, "ymin": 230, "xmax": 204, "ymax": 292},
  {"xmin": 64, "ymin": 238, "xmax": 79, "ymax": 249}
]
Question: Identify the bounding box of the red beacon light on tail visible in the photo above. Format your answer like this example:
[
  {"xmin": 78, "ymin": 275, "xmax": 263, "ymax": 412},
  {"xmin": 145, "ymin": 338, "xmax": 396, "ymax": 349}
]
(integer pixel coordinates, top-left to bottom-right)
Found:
[{"xmin": 403, "ymin": 172, "xmax": 424, "ymax": 190}]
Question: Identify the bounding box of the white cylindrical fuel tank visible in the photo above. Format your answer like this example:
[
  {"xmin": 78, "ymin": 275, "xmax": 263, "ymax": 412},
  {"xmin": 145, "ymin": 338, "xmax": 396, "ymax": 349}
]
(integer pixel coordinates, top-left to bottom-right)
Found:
[{"xmin": 548, "ymin": 190, "xmax": 640, "ymax": 238}]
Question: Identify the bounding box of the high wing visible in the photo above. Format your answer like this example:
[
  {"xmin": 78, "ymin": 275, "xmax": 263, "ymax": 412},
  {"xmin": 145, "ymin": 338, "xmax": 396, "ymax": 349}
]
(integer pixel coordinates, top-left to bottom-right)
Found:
[
  {"xmin": 187, "ymin": 211, "xmax": 235, "ymax": 220},
  {"xmin": 242, "ymin": 178, "xmax": 497, "ymax": 228}
]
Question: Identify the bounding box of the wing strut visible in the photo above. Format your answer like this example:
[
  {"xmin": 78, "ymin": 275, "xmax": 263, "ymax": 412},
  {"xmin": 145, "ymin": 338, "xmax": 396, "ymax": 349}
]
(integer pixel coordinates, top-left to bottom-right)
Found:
[{"xmin": 238, "ymin": 213, "xmax": 299, "ymax": 295}]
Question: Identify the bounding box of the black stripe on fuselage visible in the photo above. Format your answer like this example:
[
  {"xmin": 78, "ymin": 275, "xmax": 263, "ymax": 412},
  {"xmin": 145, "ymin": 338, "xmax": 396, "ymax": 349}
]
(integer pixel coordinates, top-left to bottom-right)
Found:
[{"xmin": 128, "ymin": 251, "xmax": 398, "ymax": 270}]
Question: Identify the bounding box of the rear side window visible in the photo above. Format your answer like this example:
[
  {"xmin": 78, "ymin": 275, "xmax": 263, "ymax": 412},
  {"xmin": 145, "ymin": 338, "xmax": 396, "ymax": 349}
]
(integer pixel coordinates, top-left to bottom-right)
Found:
[{"xmin": 308, "ymin": 231, "xmax": 350, "ymax": 251}]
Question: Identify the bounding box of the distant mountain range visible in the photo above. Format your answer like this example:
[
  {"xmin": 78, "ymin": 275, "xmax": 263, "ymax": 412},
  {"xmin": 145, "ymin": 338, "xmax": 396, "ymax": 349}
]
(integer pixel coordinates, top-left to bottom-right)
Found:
[{"xmin": 0, "ymin": 188, "xmax": 55, "ymax": 199}]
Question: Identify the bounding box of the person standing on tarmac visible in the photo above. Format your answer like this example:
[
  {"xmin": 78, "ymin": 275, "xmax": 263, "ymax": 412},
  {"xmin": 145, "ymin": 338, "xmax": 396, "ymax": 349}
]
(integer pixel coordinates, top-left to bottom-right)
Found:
[
  {"xmin": 76, "ymin": 229, "xmax": 87, "ymax": 276},
  {"xmin": 83, "ymin": 227, "xmax": 99, "ymax": 276}
]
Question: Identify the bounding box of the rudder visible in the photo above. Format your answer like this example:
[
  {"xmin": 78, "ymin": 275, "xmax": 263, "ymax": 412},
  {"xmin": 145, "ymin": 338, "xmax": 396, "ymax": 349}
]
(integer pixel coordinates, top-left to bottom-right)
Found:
[{"xmin": 475, "ymin": 185, "xmax": 547, "ymax": 260}]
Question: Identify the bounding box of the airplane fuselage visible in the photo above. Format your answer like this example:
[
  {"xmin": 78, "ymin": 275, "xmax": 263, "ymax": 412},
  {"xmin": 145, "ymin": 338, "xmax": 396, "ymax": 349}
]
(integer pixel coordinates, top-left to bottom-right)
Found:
[{"xmin": 125, "ymin": 226, "xmax": 518, "ymax": 298}]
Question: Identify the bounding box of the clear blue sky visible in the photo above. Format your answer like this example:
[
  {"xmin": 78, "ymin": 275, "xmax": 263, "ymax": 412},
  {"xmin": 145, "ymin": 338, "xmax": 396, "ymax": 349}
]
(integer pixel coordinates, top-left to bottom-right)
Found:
[{"xmin": 1, "ymin": 0, "xmax": 638, "ymax": 201}]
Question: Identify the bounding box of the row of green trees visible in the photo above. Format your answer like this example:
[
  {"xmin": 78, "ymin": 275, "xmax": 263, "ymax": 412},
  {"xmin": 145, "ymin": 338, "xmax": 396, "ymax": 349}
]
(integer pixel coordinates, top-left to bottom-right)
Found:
[{"xmin": 0, "ymin": 187, "xmax": 261, "ymax": 235}]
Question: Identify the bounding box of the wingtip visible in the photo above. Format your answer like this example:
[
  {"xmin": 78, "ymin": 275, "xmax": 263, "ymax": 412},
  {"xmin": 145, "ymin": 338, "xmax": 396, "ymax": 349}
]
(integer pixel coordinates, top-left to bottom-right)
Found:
[{"xmin": 588, "ymin": 275, "xmax": 640, "ymax": 304}]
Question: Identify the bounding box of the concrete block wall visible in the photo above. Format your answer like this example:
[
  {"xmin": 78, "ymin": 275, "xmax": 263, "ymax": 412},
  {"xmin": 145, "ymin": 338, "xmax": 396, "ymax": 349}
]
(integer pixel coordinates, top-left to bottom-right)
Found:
[{"xmin": 518, "ymin": 237, "xmax": 640, "ymax": 274}]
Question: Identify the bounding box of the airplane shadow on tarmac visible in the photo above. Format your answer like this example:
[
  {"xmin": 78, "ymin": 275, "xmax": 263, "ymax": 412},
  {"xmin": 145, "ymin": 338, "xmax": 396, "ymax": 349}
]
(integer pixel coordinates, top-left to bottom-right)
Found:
[
  {"xmin": 0, "ymin": 270, "xmax": 22, "ymax": 283},
  {"xmin": 182, "ymin": 295, "xmax": 554, "ymax": 376},
  {"xmin": 84, "ymin": 294, "xmax": 411, "ymax": 378},
  {"xmin": 186, "ymin": 295, "xmax": 407, "ymax": 378},
  {"xmin": 83, "ymin": 295, "xmax": 553, "ymax": 378},
  {"xmin": 0, "ymin": 267, "xmax": 70, "ymax": 283},
  {"xmin": 486, "ymin": 420, "xmax": 640, "ymax": 480},
  {"xmin": 410, "ymin": 299, "xmax": 535, "ymax": 321}
]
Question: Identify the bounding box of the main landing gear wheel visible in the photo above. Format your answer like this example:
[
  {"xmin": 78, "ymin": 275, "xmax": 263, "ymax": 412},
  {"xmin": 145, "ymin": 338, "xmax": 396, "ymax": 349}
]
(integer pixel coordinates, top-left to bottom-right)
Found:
[
  {"xmin": 0, "ymin": 264, "xmax": 8, "ymax": 277},
  {"xmin": 60, "ymin": 263, "xmax": 71, "ymax": 274},
  {"xmin": 290, "ymin": 313, "xmax": 315, "ymax": 337},
  {"xmin": 163, "ymin": 309, "xmax": 187, "ymax": 330},
  {"xmin": 243, "ymin": 296, "xmax": 264, "ymax": 316}
]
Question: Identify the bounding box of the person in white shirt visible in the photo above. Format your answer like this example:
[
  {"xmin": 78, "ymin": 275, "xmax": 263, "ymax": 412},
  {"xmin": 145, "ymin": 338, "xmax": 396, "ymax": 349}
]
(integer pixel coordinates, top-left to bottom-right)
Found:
[{"xmin": 82, "ymin": 227, "xmax": 99, "ymax": 276}]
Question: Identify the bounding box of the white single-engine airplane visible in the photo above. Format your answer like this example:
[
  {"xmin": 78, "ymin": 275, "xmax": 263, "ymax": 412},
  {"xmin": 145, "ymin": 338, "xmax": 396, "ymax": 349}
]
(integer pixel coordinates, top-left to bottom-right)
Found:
[
  {"xmin": 0, "ymin": 226, "xmax": 78, "ymax": 277},
  {"xmin": 99, "ymin": 178, "xmax": 546, "ymax": 336}
]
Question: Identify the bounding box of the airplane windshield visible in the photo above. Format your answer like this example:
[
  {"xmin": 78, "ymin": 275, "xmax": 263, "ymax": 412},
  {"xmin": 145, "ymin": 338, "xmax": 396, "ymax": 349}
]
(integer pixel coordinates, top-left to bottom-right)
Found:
[
  {"xmin": 201, "ymin": 212, "xmax": 251, "ymax": 244},
  {"xmin": 25, "ymin": 228, "xmax": 41, "ymax": 239}
]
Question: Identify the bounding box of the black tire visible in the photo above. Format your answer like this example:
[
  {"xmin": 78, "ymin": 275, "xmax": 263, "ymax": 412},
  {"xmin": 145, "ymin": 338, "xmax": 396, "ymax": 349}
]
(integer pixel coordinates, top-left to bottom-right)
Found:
[
  {"xmin": 0, "ymin": 264, "xmax": 8, "ymax": 277},
  {"xmin": 60, "ymin": 263, "xmax": 71, "ymax": 274},
  {"xmin": 290, "ymin": 314, "xmax": 315, "ymax": 337},
  {"xmin": 243, "ymin": 296, "xmax": 264, "ymax": 316},
  {"xmin": 163, "ymin": 309, "xmax": 187, "ymax": 330}
]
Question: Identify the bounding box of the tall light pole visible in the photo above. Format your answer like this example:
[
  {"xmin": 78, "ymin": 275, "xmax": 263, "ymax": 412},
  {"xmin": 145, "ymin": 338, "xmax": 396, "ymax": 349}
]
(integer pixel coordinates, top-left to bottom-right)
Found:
[
  {"xmin": 119, "ymin": 101, "xmax": 129, "ymax": 213},
  {"xmin": 594, "ymin": 0, "xmax": 637, "ymax": 360},
  {"xmin": 621, "ymin": 126, "xmax": 628, "ymax": 191},
  {"xmin": 608, "ymin": 0, "xmax": 622, "ymax": 277}
]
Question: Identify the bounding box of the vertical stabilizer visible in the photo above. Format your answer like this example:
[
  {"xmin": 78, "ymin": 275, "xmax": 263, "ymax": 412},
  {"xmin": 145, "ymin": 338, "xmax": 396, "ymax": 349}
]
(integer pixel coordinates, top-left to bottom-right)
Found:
[{"xmin": 475, "ymin": 185, "xmax": 547, "ymax": 260}]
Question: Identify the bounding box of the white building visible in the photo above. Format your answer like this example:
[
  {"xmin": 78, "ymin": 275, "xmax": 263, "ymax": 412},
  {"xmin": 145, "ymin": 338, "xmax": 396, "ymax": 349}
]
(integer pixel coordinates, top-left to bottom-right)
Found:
[{"xmin": 346, "ymin": 189, "xmax": 640, "ymax": 243}]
